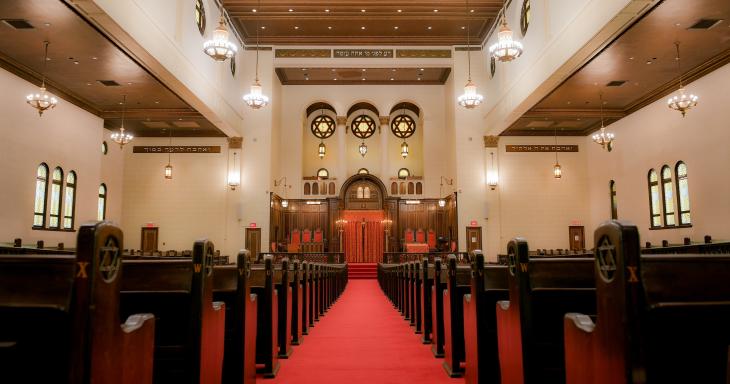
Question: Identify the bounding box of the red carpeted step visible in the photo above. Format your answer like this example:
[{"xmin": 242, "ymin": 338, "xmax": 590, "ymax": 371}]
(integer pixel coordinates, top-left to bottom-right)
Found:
[
  {"xmin": 347, "ymin": 263, "xmax": 377, "ymax": 279},
  {"xmin": 264, "ymin": 280, "xmax": 464, "ymax": 384}
]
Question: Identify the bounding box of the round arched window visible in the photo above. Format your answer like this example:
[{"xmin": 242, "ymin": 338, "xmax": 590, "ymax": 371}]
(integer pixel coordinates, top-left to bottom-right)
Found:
[
  {"xmin": 350, "ymin": 115, "xmax": 376, "ymax": 139},
  {"xmin": 520, "ymin": 0, "xmax": 531, "ymax": 36},
  {"xmin": 490, "ymin": 56, "xmax": 496, "ymax": 78},
  {"xmin": 398, "ymin": 168, "xmax": 410, "ymax": 179},
  {"xmin": 230, "ymin": 55, "xmax": 236, "ymax": 77},
  {"xmin": 102, "ymin": 141, "xmax": 108, "ymax": 155},
  {"xmin": 317, "ymin": 168, "xmax": 329, "ymax": 179}
]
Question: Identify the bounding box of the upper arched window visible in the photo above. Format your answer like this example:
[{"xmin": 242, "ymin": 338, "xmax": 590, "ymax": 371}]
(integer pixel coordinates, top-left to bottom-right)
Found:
[
  {"xmin": 49, "ymin": 167, "xmax": 63, "ymax": 228},
  {"xmin": 33, "ymin": 163, "xmax": 49, "ymax": 227},
  {"xmin": 194, "ymin": 0, "xmax": 206, "ymax": 36},
  {"xmin": 357, "ymin": 186, "xmax": 364, "ymax": 199},
  {"xmin": 63, "ymin": 171, "xmax": 77, "ymax": 229},
  {"xmin": 364, "ymin": 186, "xmax": 371, "ymax": 199},
  {"xmin": 398, "ymin": 168, "xmax": 410, "ymax": 179},
  {"xmin": 317, "ymin": 168, "xmax": 329, "ymax": 179},
  {"xmin": 675, "ymin": 161, "xmax": 691, "ymax": 225},
  {"xmin": 661, "ymin": 166, "xmax": 676, "ymax": 226},
  {"xmin": 391, "ymin": 182, "xmax": 398, "ymax": 195},
  {"xmin": 609, "ymin": 180, "xmax": 617, "ymax": 220},
  {"xmin": 648, "ymin": 170, "xmax": 661, "ymax": 228},
  {"xmin": 98, "ymin": 184, "xmax": 107, "ymax": 220}
]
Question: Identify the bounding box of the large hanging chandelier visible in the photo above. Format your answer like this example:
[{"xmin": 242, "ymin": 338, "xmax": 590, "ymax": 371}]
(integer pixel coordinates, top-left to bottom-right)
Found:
[
  {"xmin": 243, "ymin": 0, "xmax": 269, "ymax": 109},
  {"xmin": 110, "ymin": 95, "xmax": 133, "ymax": 149},
  {"xmin": 457, "ymin": 0, "xmax": 484, "ymax": 109},
  {"xmin": 26, "ymin": 41, "xmax": 58, "ymax": 117},
  {"xmin": 489, "ymin": 1, "xmax": 523, "ymax": 62},
  {"xmin": 592, "ymin": 92, "xmax": 615, "ymax": 151},
  {"xmin": 667, "ymin": 42, "xmax": 698, "ymax": 117},
  {"xmin": 203, "ymin": 12, "xmax": 237, "ymax": 61}
]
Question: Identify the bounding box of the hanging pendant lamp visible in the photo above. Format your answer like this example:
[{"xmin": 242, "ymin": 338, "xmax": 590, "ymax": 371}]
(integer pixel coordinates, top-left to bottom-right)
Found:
[
  {"xmin": 667, "ymin": 42, "xmax": 698, "ymax": 117},
  {"xmin": 553, "ymin": 126, "xmax": 562, "ymax": 179},
  {"xmin": 110, "ymin": 95, "xmax": 133, "ymax": 149},
  {"xmin": 243, "ymin": 0, "xmax": 270, "ymax": 109},
  {"xmin": 592, "ymin": 92, "xmax": 615, "ymax": 151},
  {"xmin": 203, "ymin": 8, "xmax": 237, "ymax": 61},
  {"xmin": 26, "ymin": 41, "xmax": 58, "ymax": 116},
  {"xmin": 489, "ymin": 0, "xmax": 524, "ymax": 62},
  {"xmin": 164, "ymin": 126, "xmax": 173, "ymax": 179},
  {"xmin": 457, "ymin": 0, "xmax": 484, "ymax": 109}
]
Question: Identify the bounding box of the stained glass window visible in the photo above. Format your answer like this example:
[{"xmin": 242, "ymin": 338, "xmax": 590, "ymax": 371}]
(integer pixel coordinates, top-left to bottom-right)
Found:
[
  {"xmin": 661, "ymin": 166, "xmax": 675, "ymax": 226},
  {"xmin": 648, "ymin": 170, "xmax": 661, "ymax": 227},
  {"xmin": 194, "ymin": 0, "xmax": 206, "ymax": 36},
  {"xmin": 49, "ymin": 167, "xmax": 63, "ymax": 228},
  {"xmin": 676, "ymin": 161, "xmax": 691, "ymax": 225},
  {"xmin": 33, "ymin": 163, "xmax": 49, "ymax": 227},
  {"xmin": 63, "ymin": 171, "xmax": 76, "ymax": 229},
  {"xmin": 610, "ymin": 180, "xmax": 617, "ymax": 220}
]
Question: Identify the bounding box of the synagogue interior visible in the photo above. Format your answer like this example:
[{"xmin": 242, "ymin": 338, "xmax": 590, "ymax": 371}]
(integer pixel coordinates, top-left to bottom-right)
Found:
[{"xmin": 1, "ymin": 0, "xmax": 730, "ymax": 383}]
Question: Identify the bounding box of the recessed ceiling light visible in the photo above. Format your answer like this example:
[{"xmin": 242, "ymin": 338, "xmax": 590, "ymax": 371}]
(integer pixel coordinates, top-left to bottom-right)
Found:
[
  {"xmin": 390, "ymin": 78, "xmax": 394, "ymax": 81},
  {"xmin": 252, "ymin": 9, "xmax": 257, "ymax": 12},
  {"xmin": 397, "ymin": 9, "xmax": 402, "ymax": 13},
  {"xmin": 73, "ymin": 61, "xmax": 79, "ymax": 64},
  {"xmin": 305, "ymin": 77, "xmax": 309, "ymax": 80},
  {"xmin": 294, "ymin": 26, "xmax": 299, "ymax": 29},
  {"xmin": 394, "ymin": 26, "xmax": 399, "ymax": 30},
  {"xmin": 418, "ymin": 78, "xmax": 422, "ymax": 81},
  {"xmin": 302, "ymin": 68, "xmax": 308, "ymax": 71},
  {"xmin": 361, "ymin": 9, "xmax": 366, "ymax": 12},
  {"xmin": 328, "ymin": 26, "xmax": 332, "ymax": 30},
  {"xmin": 629, "ymin": 57, "xmax": 634, "ymax": 60},
  {"xmin": 361, "ymin": 26, "xmax": 366, "ymax": 30},
  {"xmin": 434, "ymin": 9, "xmax": 439, "ymax": 12},
  {"xmin": 155, "ymin": 101, "xmax": 160, "ymax": 104},
  {"xmin": 91, "ymin": 57, "xmax": 98, "ymax": 60},
  {"xmin": 427, "ymin": 26, "xmax": 432, "ymax": 30},
  {"xmin": 470, "ymin": 9, "xmax": 475, "ymax": 13},
  {"xmin": 333, "ymin": 78, "xmax": 337, "ymax": 81},
  {"xmin": 419, "ymin": 68, "xmax": 424, "ymax": 71},
  {"xmin": 288, "ymin": 9, "xmax": 293, "ymax": 12},
  {"xmin": 362, "ymin": 69, "xmax": 366, "ymax": 72},
  {"xmin": 325, "ymin": 9, "xmax": 330, "ymax": 12},
  {"xmin": 331, "ymin": 68, "xmax": 336, "ymax": 72},
  {"xmin": 362, "ymin": 78, "xmax": 366, "ymax": 81},
  {"xmin": 86, "ymin": 82, "xmax": 92, "ymax": 86},
  {"xmin": 461, "ymin": 26, "xmax": 466, "ymax": 29},
  {"xmin": 261, "ymin": 26, "xmax": 266, "ymax": 29},
  {"xmin": 126, "ymin": 82, "xmax": 133, "ymax": 85}
]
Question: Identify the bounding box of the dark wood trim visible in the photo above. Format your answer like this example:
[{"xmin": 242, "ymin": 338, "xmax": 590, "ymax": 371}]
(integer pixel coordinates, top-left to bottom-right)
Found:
[
  {"xmin": 649, "ymin": 224, "xmax": 693, "ymax": 231},
  {"xmin": 31, "ymin": 227, "xmax": 76, "ymax": 232}
]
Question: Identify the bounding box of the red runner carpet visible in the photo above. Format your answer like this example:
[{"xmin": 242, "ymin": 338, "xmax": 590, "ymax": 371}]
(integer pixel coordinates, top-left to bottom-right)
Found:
[{"xmin": 263, "ymin": 280, "xmax": 464, "ymax": 384}]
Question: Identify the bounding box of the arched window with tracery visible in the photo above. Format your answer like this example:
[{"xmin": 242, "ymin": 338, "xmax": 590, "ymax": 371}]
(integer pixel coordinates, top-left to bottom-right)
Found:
[
  {"xmin": 609, "ymin": 180, "xmax": 617, "ymax": 220},
  {"xmin": 49, "ymin": 167, "xmax": 63, "ymax": 228},
  {"xmin": 98, "ymin": 184, "xmax": 107, "ymax": 220},
  {"xmin": 675, "ymin": 161, "xmax": 691, "ymax": 225},
  {"xmin": 33, "ymin": 163, "xmax": 49, "ymax": 227},
  {"xmin": 357, "ymin": 186, "xmax": 364, "ymax": 199},
  {"xmin": 648, "ymin": 170, "xmax": 661, "ymax": 228},
  {"xmin": 661, "ymin": 165, "xmax": 676, "ymax": 226},
  {"xmin": 364, "ymin": 186, "xmax": 371, "ymax": 199},
  {"xmin": 63, "ymin": 171, "xmax": 77, "ymax": 229}
]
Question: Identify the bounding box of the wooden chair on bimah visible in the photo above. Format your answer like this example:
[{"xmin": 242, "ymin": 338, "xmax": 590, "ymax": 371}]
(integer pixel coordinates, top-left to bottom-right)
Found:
[
  {"xmin": 463, "ymin": 251, "xmax": 509, "ymax": 384},
  {"xmin": 564, "ymin": 220, "xmax": 730, "ymax": 384},
  {"xmin": 0, "ymin": 222, "xmax": 155, "ymax": 384},
  {"xmin": 249, "ymin": 255, "xmax": 279, "ymax": 377},
  {"xmin": 442, "ymin": 254, "xmax": 472, "ymax": 377},
  {"xmin": 496, "ymin": 238, "xmax": 595, "ymax": 384},
  {"xmin": 120, "ymin": 239, "xmax": 225, "ymax": 384},
  {"xmin": 212, "ymin": 250, "xmax": 258, "ymax": 384}
]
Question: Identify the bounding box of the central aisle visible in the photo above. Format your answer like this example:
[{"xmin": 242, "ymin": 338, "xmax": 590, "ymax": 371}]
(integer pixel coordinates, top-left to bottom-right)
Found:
[{"xmin": 264, "ymin": 280, "xmax": 465, "ymax": 384}]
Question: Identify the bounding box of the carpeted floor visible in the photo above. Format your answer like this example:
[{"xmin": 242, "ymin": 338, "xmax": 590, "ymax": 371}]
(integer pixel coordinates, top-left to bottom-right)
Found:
[{"xmin": 263, "ymin": 279, "xmax": 464, "ymax": 384}]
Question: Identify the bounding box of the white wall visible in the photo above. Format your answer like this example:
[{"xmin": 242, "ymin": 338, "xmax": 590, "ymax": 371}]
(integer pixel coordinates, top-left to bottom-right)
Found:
[
  {"xmin": 585, "ymin": 62, "xmax": 730, "ymax": 246},
  {"xmin": 0, "ymin": 68, "xmax": 123, "ymax": 247}
]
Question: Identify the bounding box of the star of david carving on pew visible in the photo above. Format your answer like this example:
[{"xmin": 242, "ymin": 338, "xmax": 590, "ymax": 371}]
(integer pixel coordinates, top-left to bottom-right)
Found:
[
  {"xmin": 98, "ymin": 236, "xmax": 121, "ymax": 282},
  {"xmin": 596, "ymin": 235, "xmax": 617, "ymax": 282},
  {"xmin": 206, "ymin": 247, "xmax": 214, "ymax": 276},
  {"xmin": 507, "ymin": 251, "xmax": 517, "ymax": 276}
]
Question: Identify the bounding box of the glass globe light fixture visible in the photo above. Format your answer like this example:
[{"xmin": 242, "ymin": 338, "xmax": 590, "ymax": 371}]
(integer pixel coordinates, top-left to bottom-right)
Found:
[
  {"xmin": 359, "ymin": 141, "xmax": 368, "ymax": 157},
  {"xmin": 400, "ymin": 141, "xmax": 409, "ymax": 159},
  {"xmin": 203, "ymin": 15, "xmax": 237, "ymax": 61}
]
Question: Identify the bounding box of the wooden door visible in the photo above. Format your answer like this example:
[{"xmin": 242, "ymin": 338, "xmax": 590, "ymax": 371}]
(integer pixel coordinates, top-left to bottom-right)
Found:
[
  {"xmin": 466, "ymin": 227, "xmax": 482, "ymax": 253},
  {"xmin": 245, "ymin": 228, "xmax": 261, "ymax": 261},
  {"xmin": 140, "ymin": 227, "xmax": 158, "ymax": 253},
  {"xmin": 569, "ymin": 226, "xmax": 585, "ymax": 251}
]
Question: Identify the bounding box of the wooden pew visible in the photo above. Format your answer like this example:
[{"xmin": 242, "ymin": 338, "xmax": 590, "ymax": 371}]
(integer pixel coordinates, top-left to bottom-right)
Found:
[
  {"xmin": 300, "ymin": 261, "xmax": 310, "ymax": 335},
  {"xmin": 276, "ymin": 258, "xmax": 294, "ymax": 358},
  {"xmin": 564, "ymin": 220, "xmax": 730, "ymax": 384},
  {"xmin": 412, "ymin": 261, "xmax": 423, "ymax": 334},
  {"xmin": 120, "ymin": 238, "xmax": 225, "ymax": 384},
  {"xmin": 496, "ymin": 238, "xmax": 595, "ymax": 384},
  {"xmin": 442, "ymin": 255, "xmax": 472, "ymax": 377},
  {"xmin": 212, "ymin": 250, "xmax": 258, "ymax": 384},
  {"xmin": 0, "ymin": 221, "xmax": 155, "ymax": 384},
  {"xmin": 250, "ymin": 255, "xmax": 280, "ymax": 377},
  {"xmin": 463, "ymin": 251, "xmax": 509, "ymax": 384},
  {"xmin": 291, "ymin": 260, "xmax": 304, "ymax": 345},
  {"xmin": 420, "ymin": 258, "xmax": 434, "ymax": 344},
  {"xmin": 431, "ymin": 257, "xmax": 447, "ymax": 357}
]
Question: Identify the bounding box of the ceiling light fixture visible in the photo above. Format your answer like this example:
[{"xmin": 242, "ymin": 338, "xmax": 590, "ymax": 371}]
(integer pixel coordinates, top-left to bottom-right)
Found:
[
  {"xmin": 553, "ymin": 126, "xmax": 562, "ymax": 179},
  {"xmin": 457, "ymin": 0, "xmax": 483, "ymax": 109},
  {"xmin": 667, "ymin": 41, "xmax": 698, "ymax": 117},
  {"xmin": 243, "ymin": 0, "xmax": 269, "ymax": 109},
  {"xmin": 164, "ymin": 126, "xmax": 173, "ymax": 180},
  {"xmin": 592, "ymin": 92, "xmax": 615, "ymax": 151},
  {"xmin": 110, "ymin": 95, "xmax": 133, "ymax": 149},
  {"xmin": 489, "ymin": 0, "xmax": 523, "ymax": 62},
  {"xmin": 203, "ymin": 9, "xmax": 237, "ymax": 61},
  {"xmin": 486, "ymin": 152, "xmax": 499, "ymax": 190},
  {"xmin": 26, "ymin": 41, "xmax": 58, "ymax": 116}
]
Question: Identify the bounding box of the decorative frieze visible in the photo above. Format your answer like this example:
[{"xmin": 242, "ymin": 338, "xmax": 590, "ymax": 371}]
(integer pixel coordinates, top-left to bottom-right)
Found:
[
  {"xmin": 132, "ymin": 146, "xmax": 221, "ymax": 153},
  {"xmin": 505, "ymin": 145, "xmax": 579, "ymax": 152}
]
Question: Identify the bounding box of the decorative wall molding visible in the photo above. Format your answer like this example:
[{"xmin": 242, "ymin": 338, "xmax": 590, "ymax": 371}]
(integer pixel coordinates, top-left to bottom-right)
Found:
[
  {"xmin": 395, "ymin": 49, "xmax": 452, "ymax": 58},
  {"xmin": 275, "ymin": 49, "xmax": 330, "ymax": 58},
  {"xmin": 505, "ymin": 145, "xmax": 579, "ymax": 153},
  {"xmin": 132, "ymin": 146, "xmax": 221, "ymax": 153},
  {"xmin": 333, "ymin": 49, "xmax": 394, "ymax": 58},
  {"xmin": 484, "ymin": 135, "xmax": 499, "ymax": 148},
  {"xmin": 227, "ymin": 137, "xmax": 242, "ymax": 149}
]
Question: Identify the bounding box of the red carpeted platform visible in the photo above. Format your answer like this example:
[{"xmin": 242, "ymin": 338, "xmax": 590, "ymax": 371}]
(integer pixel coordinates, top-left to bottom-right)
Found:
[
  {"xmin": 348, "ymin": 263, "xmax": 377, "ymax": 279},
  {"xmin": 263, "ymin": 280, "xmax": 464, "ymax": 384}
]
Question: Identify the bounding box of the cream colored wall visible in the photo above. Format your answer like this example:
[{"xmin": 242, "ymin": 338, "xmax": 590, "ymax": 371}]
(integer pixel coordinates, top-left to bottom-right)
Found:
[
  {"xmin": 585, "ymin": 62, "xmax": 730, "ymax": 246},
  {"xmin": 485, "ymin": 136, "xmax": 590, "ymax": 259},
  {"xmin": 0, "ymin": 68, "xmax": 123, "ymax": 247}
]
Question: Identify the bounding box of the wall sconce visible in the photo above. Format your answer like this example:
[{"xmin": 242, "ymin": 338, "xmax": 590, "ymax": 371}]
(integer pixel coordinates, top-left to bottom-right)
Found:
[
  {"xmin": 227, "ymin": 137, "xmax": 242, "ymax": 190},
  {"xmin": 439, "ymin": 176, "xmax": 454, "ymax": 207},
  {"xmin": 486, "ymin": 152, "xmax": 498, "ymax": 190},
  {"xmin": 274, "ymin": 176, "xmax": 289, "ymax": 208}
]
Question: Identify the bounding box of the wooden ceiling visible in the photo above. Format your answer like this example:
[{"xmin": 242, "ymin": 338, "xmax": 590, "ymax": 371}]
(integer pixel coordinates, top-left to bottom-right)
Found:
[
  {"xmin": 276, "ymin": 67, "xmax": 451, "ymax": 84},
  {"xmin": 222, "ymin": 0, "xmax": 504, "ymax": 46},
  {"xmin": 0, "ymin": 0, "xmax": 224, "ymax": 137},
  {"xmin": 504, "ymin": 0, "xmax": 730, "ymax": 136}
]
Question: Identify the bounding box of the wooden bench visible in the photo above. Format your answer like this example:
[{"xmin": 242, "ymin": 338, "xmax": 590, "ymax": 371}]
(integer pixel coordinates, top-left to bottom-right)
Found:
[
  {"xmin": 291, "ymin": 260, "xmax": 304, "ymax": 345},
  {"xmin": 496, "ymin": 238, "xmax": 595, "ymax": 384},
  {"xmin": 276, "ymin": 258, "xmax": 294, "ymax": 358},
  {"xmin": 250, "ymin": 255, "xmax": 279, "ymax": 377},
  {"xmin": 443, "ymin": 255, "xmax": 472, "ymax": 377},
  {"xmin": 431, "ymin": 257, "xmax": 447, "ymax": 357},
  {"xmin": 565, "ymin": 220, "xmax": 730, "ymax": 384},
  {"xmin": 0, "ymin": 221, "xmax": 155, "ymax": 384},
  {"xmin": 212, "ymin": 250, "xmax": 258, "ymax": 384},
  {"xmin": 463, "ymin": 251, "xmax": 509, "ymax": 384},
  {"xmin": 420, "ymin": 259, "xmax": 434, "ymax": 344}
]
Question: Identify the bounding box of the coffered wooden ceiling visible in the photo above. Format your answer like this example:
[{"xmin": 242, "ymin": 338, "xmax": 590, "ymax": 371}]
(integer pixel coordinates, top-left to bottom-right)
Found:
[
  {"xmin": 0, "ymin": 0, "xmax": 223, "ymax": 137},
  {"xmin": 504, "ymin": 0, "xmax": 730, "ymax": 136},
  {"xmin": 276, "ymin": 67, "xmax": 451, "ymax": 84},
  {"xmin": 222, "ymin": 0, "xmax": 505, "ymax": 45}
]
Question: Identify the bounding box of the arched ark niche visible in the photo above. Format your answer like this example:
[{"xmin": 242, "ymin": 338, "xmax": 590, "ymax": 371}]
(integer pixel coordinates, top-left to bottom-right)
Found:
[
  {"xmin": 340, "ymin": 173, "xmax": 387, "ymax": 210},
  {"xmin": 346, "ymin": 101, "xmax": 382, "ymax": 177},
  {"xmin": 303, "ymin": 101, "xmax": 339, "ymax": 188},
  {"xmin": 388, "ymin": 101, "xmax": 424, "ymax": 180}
]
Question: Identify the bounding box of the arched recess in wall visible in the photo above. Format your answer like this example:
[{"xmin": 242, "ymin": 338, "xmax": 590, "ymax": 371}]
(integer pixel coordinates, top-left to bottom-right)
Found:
[
  {"xmin": 388, "ymin": 101, "xmax": 424, "ymax": 180},
  {"xmin": 346, "ymin": 101, "xmax": 381, "ymax": 177},
  {"xmin": 303, "ymin": 101, "xmax": 338, "ymax": 182}
]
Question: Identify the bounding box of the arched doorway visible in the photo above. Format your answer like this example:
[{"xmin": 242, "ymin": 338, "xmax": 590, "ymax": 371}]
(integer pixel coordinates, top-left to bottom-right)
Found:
[{"xmin": 339, "ymin": 174, "xmax": 386, "ymax": 263}]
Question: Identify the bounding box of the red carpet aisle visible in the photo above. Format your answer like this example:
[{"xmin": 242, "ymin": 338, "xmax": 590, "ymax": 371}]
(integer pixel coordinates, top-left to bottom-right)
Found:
[{"xmin": 264, "ymin": 280, "xmax": 464, "ymax": 384}]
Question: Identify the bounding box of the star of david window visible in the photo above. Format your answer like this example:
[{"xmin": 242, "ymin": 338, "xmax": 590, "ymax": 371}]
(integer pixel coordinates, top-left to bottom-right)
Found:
[
  {"xmin": 390, "ymin": 114, "xmax": 416, "ymax": 139},
  {"xmin": 350, "ymin": 115, "xmax": 376, "ymax": 139},
  {"xmin": 311, "ymin": 114, "xmax": 336, "ymax": 139}
]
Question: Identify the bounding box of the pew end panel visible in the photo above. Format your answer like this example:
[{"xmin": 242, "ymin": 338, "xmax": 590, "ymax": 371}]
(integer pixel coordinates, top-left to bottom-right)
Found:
[{"xmin": 563, "ymin": 313, "xmax": 595, "ymax": 384}]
